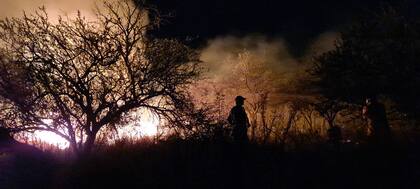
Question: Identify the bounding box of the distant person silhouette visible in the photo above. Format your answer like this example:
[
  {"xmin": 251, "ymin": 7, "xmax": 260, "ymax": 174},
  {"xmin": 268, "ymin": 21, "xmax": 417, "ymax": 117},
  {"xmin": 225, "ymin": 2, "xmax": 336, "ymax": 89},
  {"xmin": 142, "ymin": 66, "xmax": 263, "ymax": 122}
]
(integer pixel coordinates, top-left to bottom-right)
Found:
[
  {"xmin": 327, "ymin": 125, "xmax": 342, "ymax": 146},
  {"xmin": 227, "ymin": 96, "xmax": 250, "ymax": 144},
  {"xmin": 362, "ymin": 95, "xmax": 391, "ymax": 144}
]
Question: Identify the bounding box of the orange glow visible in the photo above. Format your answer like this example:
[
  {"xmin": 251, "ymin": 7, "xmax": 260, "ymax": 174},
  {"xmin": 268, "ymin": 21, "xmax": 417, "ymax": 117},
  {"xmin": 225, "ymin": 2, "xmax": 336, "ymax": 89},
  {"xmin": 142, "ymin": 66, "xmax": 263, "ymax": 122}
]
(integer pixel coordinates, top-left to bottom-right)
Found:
[
  {"xmin": 116, "ymin": 109, "xmax": 160, "ymax": 139},
  {"xmin": 31, "ymin": 110, "xmax": 160, "ymax": 149},
  {"xmin": 32, "ymin": 130, "xmax": 69, "ymax": 149}
]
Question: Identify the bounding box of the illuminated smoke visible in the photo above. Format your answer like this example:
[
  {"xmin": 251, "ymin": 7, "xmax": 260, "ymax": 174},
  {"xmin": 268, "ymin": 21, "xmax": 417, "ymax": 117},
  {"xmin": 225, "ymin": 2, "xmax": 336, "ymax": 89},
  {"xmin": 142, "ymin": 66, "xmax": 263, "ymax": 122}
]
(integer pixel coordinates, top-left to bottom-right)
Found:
[
  {"xmin": 195, "ymin": 33, "xmax": 338, "ymax": 110},
  {"xmin": 201, "ymin": 32, "xmax": 338, "ymax": 77},
  {"xmin": 306, "ymin": 32, "xmax": 339, "ymax": 57},
  {"xmin": 199, "ymin": 33, "xmax": 337, "ymax": 85},
  {"xmin": 200, "ymin": 35, "xmax": 299, "ymax": 80},
  {"xmin": 0, "ymin": 0, "xmax": 100, "ymax": 19},
  {"xmin": 0, "ymin": 0, "xmax": 140, "ymax": 23}
]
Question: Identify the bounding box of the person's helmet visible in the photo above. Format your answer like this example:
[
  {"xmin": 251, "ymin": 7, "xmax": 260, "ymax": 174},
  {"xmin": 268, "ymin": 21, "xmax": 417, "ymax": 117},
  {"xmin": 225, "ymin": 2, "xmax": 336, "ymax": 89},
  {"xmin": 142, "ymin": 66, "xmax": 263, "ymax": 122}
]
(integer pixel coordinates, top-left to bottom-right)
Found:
[{"xmin": 235, "ymin": 96, "xmax": 246, "ymax": 101}]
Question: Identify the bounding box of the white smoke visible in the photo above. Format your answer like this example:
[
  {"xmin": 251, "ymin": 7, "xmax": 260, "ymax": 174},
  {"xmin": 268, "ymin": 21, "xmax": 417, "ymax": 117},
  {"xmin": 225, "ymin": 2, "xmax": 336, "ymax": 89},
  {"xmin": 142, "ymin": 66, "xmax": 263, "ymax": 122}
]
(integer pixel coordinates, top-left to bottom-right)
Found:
[
  {"xmin": 200, "ymin": 35, "xmax": 300, "ymax": 80},
  {"xmin": 200, "ymin": 33, "xmax": 338, "ymax": 82},
  {"xmin": 306, "ymin": 32, "xmax": 339, "ymax": 57}
]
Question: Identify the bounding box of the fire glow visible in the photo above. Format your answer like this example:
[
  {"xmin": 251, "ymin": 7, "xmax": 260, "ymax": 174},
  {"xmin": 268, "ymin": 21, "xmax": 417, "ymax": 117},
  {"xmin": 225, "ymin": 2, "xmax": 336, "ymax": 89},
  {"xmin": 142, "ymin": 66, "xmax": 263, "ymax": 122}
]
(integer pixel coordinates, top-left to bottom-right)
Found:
[{"xmin": 31, "ymin": 110, "xmax": 160, "ymax": 149}]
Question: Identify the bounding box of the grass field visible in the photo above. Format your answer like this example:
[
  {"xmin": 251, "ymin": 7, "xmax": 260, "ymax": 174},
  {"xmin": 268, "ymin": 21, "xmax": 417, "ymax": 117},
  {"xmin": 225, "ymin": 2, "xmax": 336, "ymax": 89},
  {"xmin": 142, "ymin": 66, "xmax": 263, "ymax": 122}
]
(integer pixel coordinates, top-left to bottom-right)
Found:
[{"xmin": 1, "ymin": 138, "xmax": 420, "ymax": 189}]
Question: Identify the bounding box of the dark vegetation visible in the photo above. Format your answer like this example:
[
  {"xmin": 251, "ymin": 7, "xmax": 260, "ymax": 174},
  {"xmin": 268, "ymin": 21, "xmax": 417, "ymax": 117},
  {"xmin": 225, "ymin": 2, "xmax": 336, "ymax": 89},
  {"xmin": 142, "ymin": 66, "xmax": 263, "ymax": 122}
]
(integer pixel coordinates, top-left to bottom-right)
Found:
[
  {"xmin": 1, "ymin": 138, "xmax": 420, "ymax": 189},
  {"xmin": 313, "ymin": 5, "xmax": 420, "ymax": 118},
  {"xmin": 1, "ymin": 1, "xmax": 420, "ymax": 189}
]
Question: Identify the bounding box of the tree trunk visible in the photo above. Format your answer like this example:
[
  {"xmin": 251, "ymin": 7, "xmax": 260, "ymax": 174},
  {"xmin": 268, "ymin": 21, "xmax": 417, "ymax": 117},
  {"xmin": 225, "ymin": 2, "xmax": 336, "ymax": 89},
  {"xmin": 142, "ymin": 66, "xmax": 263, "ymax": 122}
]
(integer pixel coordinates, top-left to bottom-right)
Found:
[
  {"xmin": 250, "ymin": 118, "xmax": 257, "ymax": 142},
  {"xmin": 83, "ymin": 133, "xmax": 97, "ymax": 155},
  {"xmin": 69, "ymin": 140, "xmax": 80, "ymax": 155},
  {"xmin": 327, "ymin": 119, "xmax": 335, "ymax": 128}
]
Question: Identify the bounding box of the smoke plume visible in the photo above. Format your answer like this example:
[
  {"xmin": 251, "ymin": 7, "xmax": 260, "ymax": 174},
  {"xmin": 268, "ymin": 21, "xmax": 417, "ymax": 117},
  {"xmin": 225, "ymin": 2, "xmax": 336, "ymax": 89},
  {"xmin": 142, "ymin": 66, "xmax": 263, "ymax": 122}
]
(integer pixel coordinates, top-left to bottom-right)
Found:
[
  {"xmin": 194, "ymin": 33, "xmax": 338, "ymax": 109},
  {"xmin": 200, "ymin": 33, "xmax": 338, "ymax": 83}
]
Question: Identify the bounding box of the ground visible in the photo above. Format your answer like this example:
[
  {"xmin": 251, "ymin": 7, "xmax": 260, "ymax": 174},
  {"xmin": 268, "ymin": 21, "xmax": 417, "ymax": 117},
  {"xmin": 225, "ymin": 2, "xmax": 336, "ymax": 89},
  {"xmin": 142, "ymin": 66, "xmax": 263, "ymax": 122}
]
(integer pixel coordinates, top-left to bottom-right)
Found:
[{"xmin": 0, "ymin": 139, "xmax": 419, "ymax": 189}]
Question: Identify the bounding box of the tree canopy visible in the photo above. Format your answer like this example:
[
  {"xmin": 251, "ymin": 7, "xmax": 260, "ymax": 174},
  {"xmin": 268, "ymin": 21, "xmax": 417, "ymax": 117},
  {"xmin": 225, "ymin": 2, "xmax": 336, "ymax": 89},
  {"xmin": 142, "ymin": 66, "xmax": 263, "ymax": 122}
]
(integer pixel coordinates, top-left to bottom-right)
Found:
[
  {"xmin": 0, "ymin": 0, "xmax": 200, "ymax": 154},
  {"xmin": 313, "ymin": 6, "xmax": 420, "ymax": 118}
]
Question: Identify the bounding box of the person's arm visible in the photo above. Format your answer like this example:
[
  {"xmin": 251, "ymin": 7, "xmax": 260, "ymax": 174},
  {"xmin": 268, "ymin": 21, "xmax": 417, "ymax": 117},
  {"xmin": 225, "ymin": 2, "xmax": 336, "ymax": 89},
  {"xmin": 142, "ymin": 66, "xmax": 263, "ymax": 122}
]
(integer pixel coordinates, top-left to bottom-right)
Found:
[
  {"xmin": 362, "ymin": 105, "xmax": 368, "ymax": 120},
  {"xmin": 227, "ymin": 109, "xmax": 234, "ymax": 125}
]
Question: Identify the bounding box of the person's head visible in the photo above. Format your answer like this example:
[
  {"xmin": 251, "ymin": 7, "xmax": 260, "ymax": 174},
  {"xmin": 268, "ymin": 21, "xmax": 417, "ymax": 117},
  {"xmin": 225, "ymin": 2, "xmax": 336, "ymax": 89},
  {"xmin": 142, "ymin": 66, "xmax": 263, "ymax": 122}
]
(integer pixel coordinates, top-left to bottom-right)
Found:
[
  {"xmin": 365, "ymin": 95, "xmax": 378, "ymax": 105},
  {"xmin": 235, "ymin": 96, "xmax": 246, "ymax": 106}
]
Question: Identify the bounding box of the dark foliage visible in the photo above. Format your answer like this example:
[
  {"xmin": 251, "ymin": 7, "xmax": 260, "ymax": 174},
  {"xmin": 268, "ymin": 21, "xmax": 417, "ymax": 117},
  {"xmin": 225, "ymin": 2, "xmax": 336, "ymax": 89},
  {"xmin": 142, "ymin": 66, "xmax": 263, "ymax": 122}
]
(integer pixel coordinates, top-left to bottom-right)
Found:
[
  {"xmin": 313, "ymin": 5, "xmax": 420, "ymax": 118},
  {"xmin": 1, "ymin": 139, "xmax": 420, "ymax": 189}
]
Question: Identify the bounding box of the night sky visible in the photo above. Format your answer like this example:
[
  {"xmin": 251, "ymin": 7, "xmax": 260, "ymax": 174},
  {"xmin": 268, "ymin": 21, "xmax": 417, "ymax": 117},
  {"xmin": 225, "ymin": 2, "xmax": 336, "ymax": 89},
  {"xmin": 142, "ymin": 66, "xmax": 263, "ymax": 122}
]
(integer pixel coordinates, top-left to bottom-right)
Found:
[{"xmin": 145, "ymin": 0, "xmax": 416, "ymax": 56}]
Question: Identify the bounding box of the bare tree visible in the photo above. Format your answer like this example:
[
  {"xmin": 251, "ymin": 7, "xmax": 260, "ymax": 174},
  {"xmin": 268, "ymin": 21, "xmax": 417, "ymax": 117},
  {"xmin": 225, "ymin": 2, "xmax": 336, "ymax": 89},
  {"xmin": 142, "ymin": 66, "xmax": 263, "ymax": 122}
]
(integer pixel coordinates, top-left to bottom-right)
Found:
[
  {"xmin": 314, "ymin": 99, "xmax": 347, "ymax": 129},
  {"xmin": 0, "ymin": 0, "xmax": 200, "ymax": 154},
  {"xmin": 227, "ymin": 51, "xmax": 278, "ymax": 142}
]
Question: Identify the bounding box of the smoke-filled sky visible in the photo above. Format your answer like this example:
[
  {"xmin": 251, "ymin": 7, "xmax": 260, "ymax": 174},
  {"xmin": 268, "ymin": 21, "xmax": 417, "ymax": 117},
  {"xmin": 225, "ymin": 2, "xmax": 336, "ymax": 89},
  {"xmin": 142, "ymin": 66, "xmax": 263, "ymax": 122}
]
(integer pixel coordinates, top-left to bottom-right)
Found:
[
  {"xmin": 199, "ymin": 33, "xmax": 337, "ymax": 95},
  {"xmin": 0, "ymin": 0, "xmax": 359, "ymax": 84},
  {"xmin": 148, "ymin": 0, "xmax": 420, "ymax": 57},
  {"xmin": 2, "ymin": 0, "xmax": 419, "ymax": 57},
  {"xmin": 0, "ymin": 0, "xmax": 98, "ymax": 18},
  {"xmin": 0, "ymin": 0, "xmax": 417, "ymax": 71},
  {"xmin": 201, "ymin": 35, "xmax": 300, "ymax": 78}
]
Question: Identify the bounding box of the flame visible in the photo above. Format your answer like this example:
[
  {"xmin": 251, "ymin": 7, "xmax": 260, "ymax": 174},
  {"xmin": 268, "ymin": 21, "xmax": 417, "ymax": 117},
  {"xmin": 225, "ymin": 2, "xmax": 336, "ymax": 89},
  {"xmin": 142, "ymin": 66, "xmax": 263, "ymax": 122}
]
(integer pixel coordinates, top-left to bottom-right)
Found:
[
  {"xmin": 30, "ymin": 109, "xmax": 160, "ymax": 149},
  {"xmin": 116, "ymin": 109, "xmax": 160, "ymax": 139},
  {"xmin": 32, "ymin": 130, "xmax": 69, "ymax": 149}
]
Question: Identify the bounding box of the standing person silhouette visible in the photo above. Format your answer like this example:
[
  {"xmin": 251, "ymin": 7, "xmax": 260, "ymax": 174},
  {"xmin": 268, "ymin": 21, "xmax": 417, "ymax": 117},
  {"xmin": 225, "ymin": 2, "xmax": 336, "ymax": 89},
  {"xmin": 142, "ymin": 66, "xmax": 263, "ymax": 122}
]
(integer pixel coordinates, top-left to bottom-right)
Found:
[
  {"xmin": 362, "ymin": 95, "xmax": 391, "ymax": 145},
  {"xmin": 228, "ymin": 96, "xmax": 250, "ymax": 144}
]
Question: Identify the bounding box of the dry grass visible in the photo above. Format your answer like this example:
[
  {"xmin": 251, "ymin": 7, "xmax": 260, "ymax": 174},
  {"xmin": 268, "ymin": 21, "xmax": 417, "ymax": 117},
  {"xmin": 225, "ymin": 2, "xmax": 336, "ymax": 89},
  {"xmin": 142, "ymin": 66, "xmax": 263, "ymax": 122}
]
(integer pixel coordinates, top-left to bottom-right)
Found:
[{"xmin": 1, "ymin": 136, "xmax": 420, "ymax": 189}]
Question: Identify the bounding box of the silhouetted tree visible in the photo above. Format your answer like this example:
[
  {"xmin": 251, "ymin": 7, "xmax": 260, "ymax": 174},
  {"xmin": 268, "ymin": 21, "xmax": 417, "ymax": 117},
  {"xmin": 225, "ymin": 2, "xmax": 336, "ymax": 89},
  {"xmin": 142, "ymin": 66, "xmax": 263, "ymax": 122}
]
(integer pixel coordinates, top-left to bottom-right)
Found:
[
  {"xmin": 313, "ymin": 5, "xmax": 420, "ymax": 120},
  {"xmin": 0, "ymin": 0, "xmax": 200, "ymax": 154},
  {"xmin": 227, "ymin": 51, "xmax": 280, "ymax": 142},
  {"xmin": 314, "ymin": 99, "xmax": 347, "ymax": 129}
]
